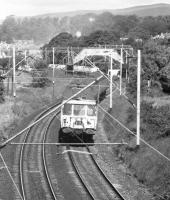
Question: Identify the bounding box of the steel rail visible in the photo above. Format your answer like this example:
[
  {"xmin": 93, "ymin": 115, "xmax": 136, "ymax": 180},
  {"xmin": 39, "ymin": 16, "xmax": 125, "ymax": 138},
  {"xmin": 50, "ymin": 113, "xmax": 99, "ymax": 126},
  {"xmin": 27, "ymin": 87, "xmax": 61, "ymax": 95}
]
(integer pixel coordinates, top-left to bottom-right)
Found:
[
  {"xmin": 87, "ymin": 147, "xmax": 127, "ymax": 200},
  {"xmin": 19, "ymin": 99, "xmax": 62, "ymax": 200},
  {"xmin": 42, "ymin": 111, "xmax": 60, "ymax": 200},
  {"xmin": 68, "ymin": 133, "xmax": 127, "ymax": 200},
  {"xmin": 67, "ymin": 146, "xmax": 96, "ymax": 200}
]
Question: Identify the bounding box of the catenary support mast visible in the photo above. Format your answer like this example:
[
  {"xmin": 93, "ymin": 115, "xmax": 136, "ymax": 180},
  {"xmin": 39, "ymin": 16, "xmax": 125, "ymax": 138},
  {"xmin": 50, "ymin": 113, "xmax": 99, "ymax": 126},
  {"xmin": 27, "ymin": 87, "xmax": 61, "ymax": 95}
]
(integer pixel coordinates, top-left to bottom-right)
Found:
[
  {"xmin": 120, "ymin": 48, "xmax": 123, "ymax": 95},
  {"xmin": 137, "ymin": 50, "xmax": 141, "ymax": 146},
  {"xmin": 110, "ymin": 55, "xmax": 113, "ymax": 108},
  {"xmin": 52, "ymin": 47, "xmax": 55, "ymax": 99},
  {"xmin": 13, "ymin": 46, "xmax": 16, "ymax": 97}
]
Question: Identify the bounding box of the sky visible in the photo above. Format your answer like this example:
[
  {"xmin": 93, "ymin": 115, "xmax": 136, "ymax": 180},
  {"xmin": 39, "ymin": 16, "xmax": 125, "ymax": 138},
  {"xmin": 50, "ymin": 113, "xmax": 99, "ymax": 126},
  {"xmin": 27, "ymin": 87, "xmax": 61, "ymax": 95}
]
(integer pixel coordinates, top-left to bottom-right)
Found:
[{"xmin": 0, "ymin": 0, "xmax": 170, "ymax": 19}]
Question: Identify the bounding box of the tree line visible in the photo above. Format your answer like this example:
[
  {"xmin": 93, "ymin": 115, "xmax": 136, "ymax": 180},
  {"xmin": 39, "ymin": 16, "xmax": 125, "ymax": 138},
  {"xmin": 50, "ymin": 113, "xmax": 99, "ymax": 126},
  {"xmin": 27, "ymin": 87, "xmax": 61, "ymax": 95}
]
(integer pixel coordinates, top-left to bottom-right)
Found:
[
  {"xmin": 1, "ymin": 12, "xmax": 170, "ymax": 103},
  {"xmin": 1, "ymin": 13, "xmax": 170, "ymax": 44}
]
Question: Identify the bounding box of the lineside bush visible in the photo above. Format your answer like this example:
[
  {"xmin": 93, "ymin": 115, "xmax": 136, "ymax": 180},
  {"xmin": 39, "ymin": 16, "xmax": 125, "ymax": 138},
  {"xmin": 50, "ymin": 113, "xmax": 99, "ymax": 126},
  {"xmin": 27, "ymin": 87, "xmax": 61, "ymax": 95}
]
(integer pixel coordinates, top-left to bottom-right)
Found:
[
  {"xmin": 127, "ymin": 101, "xmax": 170, "ymax": 140},
  {"xmin": 103, "ymin": 97, "xmax": 170, "ymax": 198},
  {"xmin": 31, "ymin": 59, "xmax": 51, "ymax": 88}
]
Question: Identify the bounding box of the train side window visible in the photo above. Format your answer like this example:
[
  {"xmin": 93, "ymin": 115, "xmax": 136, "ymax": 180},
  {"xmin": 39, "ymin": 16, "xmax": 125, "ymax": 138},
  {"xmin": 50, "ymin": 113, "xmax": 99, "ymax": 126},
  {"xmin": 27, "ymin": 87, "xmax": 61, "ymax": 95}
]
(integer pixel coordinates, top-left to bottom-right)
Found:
[
  {"xmin": 63, "ymin": 104, "xmax": 72, "ymax": 115},
  {"xmin": 87, "ymin": 105, "xmax": 96, "ymax": 116},
  {"xmin": 74, "ymin": 104, "xmax": 85, "ymax": 116}
]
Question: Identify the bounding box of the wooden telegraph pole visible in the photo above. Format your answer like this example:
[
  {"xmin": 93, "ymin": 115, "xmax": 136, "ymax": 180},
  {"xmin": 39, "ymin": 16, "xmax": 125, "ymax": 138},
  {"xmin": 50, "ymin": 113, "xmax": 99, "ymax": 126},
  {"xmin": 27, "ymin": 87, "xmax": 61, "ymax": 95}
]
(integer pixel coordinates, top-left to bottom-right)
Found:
[{"xmin": 137, "ymin": 50, "xmax": 141, "ymax": 146}]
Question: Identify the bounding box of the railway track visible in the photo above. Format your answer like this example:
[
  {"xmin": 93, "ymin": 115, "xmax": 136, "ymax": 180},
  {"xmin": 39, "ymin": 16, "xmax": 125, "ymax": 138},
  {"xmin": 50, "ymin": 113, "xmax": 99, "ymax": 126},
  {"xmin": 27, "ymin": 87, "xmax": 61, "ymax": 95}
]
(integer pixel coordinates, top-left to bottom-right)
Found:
[
  {"xmin": 67, "ymin": 144, "xmax": 126, "ymax": 200},
  {"xmin": 14, "ymin": 98, "xmax": 127, "ymax": 200},
  {"xmin": 67, "ymin": 146, "xmax": 96, "ymax": 200},
  {"xmin": 87, "ymin": 146, "xmax": 126, "ymax": 200},
  {"xmin": 42, "ymin": 111, "xmax": 60, "ymax": 200},
  {"xmin": 19, "ymin": 100, "xmax": 62, "ymax": 200}
]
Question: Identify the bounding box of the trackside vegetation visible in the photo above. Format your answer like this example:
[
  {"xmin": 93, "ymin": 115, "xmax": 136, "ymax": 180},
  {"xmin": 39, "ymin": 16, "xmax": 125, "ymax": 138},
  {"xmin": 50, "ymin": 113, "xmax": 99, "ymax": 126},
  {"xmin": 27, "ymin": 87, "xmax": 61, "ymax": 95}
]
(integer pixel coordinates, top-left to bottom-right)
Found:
[{"xmin": 103, "ymin": 93, "xmax": 170, "ymax": 199}]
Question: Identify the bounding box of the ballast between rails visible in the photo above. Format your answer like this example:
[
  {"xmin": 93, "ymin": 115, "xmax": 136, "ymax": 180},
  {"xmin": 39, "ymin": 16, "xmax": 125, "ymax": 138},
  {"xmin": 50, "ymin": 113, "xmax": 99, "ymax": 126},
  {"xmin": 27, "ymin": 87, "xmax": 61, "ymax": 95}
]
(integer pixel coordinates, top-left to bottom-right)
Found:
[
  {"xmin": 86, "ymin": 147, "xmax": 127, "ymax": 200},
  {"xmin": 67, "ymin": 146, "xmax": 96, "ymax": 200}
]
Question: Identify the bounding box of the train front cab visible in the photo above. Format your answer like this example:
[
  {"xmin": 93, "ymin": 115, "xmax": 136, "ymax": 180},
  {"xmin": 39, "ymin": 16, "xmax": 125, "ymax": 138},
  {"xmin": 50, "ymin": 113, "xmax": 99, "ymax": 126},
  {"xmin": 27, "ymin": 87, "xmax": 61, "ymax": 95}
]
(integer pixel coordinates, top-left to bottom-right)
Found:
[{"xmin": 59, "ymin": 99, "xmax": 97, "ymax": 144}]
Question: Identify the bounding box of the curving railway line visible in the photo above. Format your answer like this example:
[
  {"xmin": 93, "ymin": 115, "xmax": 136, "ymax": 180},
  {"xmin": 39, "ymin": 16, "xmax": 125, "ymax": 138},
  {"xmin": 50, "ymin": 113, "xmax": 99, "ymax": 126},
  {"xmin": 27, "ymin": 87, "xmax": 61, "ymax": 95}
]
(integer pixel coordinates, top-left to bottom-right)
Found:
[
  {"xmin": 67, "ymin": 144, "xmax": 126, "ymax": 200},
  {"xmin": 42, "ymin": 111, "xmax": 60, "ymax": 200},
  {"xmin": 18, "ymin": 100, "xmax": 62, "ymax": 200},
  {"xmin": 13, "ymin": 99, "xmax": 127, "ymax": 200}
]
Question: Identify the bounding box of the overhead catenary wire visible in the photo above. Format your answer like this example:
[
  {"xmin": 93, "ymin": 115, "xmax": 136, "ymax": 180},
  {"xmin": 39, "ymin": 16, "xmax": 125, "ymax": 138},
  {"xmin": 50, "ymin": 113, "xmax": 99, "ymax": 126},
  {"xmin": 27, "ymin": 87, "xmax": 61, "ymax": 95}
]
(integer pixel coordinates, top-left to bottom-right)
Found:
[
  {"xmin": 67, "ymin": 48, "xmax": 169, "ymax": 161},
  {"xmin": 11, "ymin": 142, "xmax": 128, "ymax": 145},
  {"xmin": 3, "ymin": 47, "xmax": 166, "ymax": 160},
  {"xmin": 3, "ymin": 82, "xmax": 110, "ymax": 87},
  {"xmin": 72, "ymin": 50, "xmax": 136, "ymax": 108}
]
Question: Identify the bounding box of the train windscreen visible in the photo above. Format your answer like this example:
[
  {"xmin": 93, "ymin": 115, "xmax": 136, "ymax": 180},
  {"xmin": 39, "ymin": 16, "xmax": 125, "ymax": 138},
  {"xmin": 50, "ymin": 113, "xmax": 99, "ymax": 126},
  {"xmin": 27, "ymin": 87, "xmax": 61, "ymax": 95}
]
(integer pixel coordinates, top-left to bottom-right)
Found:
[
  {"xmin": 63, "ymin": 104, "xmax": 72, "ymax": 115},
  {"xmin": 74, "ymin": 104, "xmax": 86, "ymax": 116},
  {"xmin": 87, "ymin": 105, "xmax": 96, "ymax": 116}
]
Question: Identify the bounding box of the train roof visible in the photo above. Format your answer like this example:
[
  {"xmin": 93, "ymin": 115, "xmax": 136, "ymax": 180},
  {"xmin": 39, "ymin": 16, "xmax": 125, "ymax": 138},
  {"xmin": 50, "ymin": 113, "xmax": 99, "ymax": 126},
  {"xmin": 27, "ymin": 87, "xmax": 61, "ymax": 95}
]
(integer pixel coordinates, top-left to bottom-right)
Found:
[{"xmin": 63, "ymin": 99, "xmax": 96, "ymax": 105}]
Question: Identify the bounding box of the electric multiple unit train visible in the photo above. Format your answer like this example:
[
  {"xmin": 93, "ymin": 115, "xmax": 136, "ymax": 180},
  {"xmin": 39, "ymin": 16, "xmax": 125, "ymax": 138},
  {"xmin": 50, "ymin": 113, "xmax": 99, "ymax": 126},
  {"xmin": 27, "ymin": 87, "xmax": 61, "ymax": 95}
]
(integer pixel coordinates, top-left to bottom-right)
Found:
[{"xmin": 60, "ymin": 98, "xmax": 98, "ymax": 141}]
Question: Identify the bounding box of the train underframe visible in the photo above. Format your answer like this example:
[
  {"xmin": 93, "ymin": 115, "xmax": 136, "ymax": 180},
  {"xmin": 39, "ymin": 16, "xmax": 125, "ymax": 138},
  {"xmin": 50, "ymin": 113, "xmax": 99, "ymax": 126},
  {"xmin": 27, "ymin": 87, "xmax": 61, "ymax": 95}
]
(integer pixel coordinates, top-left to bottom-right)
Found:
[{"xmin": 59, "ymin": 127, "xmax": 95, "ymax": 144}]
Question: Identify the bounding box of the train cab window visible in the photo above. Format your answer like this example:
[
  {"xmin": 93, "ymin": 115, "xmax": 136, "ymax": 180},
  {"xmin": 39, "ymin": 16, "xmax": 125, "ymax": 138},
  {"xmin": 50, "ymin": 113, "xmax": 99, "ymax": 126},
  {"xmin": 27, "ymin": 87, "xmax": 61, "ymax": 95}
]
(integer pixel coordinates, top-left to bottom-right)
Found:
[
  {"xmin": 87, "ymin": 105, "xmax": 96, "ymax": 116},
  {"xmin": 63, "ymin": 104, "xmax": 72, "ymax": 115},
  {"xmin": 74, "ymin": 104, "xmax": 85, "ymax": 116}
]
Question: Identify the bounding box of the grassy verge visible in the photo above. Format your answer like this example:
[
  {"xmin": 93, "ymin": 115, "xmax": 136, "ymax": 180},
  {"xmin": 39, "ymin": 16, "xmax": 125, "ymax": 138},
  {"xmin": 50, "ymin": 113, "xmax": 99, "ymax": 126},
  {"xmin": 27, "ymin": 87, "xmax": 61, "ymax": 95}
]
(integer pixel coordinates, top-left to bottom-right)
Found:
[
  {"xmin": 103, "ymin": 92, "xmax": 170, "ymax": 199},
  {"xmin": 0, "ymin": 70, "xmax": 72, "ymax": 139}
]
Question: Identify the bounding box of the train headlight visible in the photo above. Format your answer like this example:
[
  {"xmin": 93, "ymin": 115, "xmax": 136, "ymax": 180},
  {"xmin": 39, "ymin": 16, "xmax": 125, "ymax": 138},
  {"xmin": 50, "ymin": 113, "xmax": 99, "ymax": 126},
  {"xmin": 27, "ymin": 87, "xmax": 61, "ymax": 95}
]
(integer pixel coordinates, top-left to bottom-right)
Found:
[
  {"xmin": 87, "ymin": 119, "xmax": 95, "ymax": 128},
  {"xmin": 87, "ymin": 120, "xmax": 91, "ymax": 125},
  {"xmin": 62, "ymin": 117, "xmax": 70, "ymax": 127}
]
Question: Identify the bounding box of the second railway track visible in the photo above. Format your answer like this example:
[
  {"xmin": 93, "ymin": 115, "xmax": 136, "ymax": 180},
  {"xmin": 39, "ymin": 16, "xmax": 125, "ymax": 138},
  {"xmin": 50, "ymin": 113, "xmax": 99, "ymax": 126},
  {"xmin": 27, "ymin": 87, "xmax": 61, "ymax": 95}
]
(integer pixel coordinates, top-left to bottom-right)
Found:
[
  {"xmin": 19, "ymin": 100, "xmax": 62, "ymax": 200},
  {"xmin": 67, "ymin": 144, "xmax": 126, "ymax": 200}
]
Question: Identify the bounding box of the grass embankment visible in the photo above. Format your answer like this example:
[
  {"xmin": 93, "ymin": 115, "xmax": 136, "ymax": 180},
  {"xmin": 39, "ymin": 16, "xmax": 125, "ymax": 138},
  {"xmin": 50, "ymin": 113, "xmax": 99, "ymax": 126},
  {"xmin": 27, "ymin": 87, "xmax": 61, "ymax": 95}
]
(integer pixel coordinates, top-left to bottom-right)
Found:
[
  {"xmin": 103, "ymin": 92, "xmax": 170, "ymax": 199},
  {"xmin": 0, "ymin": 70, "xmax": 72, "ymax": 139}
]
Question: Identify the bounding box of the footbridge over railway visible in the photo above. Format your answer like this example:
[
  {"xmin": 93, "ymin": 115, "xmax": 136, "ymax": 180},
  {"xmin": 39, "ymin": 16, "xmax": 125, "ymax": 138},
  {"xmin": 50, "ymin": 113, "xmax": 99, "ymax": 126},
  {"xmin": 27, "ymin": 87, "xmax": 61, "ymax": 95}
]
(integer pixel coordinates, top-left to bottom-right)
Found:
[
  {"xmin": 56, "ymin": 45, "xmax": 134, "ymax": 75},
  {"xmin": 73, "ymin": 48, "xmax": 124, "ymax": 64}
]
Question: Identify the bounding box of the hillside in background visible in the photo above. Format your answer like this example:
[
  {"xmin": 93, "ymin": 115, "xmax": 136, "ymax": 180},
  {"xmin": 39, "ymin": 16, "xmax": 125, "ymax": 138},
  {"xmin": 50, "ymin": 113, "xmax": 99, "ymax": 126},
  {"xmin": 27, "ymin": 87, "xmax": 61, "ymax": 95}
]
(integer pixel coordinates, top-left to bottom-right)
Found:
[
  {"xmin": 34, "ymin": 10, "xmax": 102, "ymax": 19},
  {"xmin": 35, "ymin": 3, "xmax": 170, "ymax": 18},
  {"xmin": 109, "ymin": 3, "xmax": 170, "ymax": 17},
  {"xmin": 1, "ymin": 3, "xmax": 170, "ymax": 44}
]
